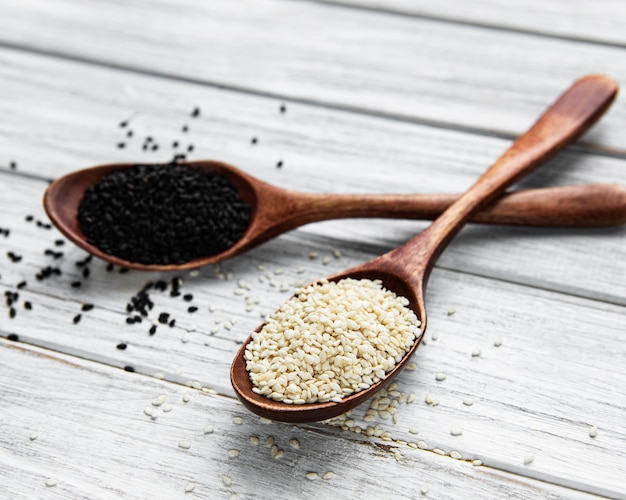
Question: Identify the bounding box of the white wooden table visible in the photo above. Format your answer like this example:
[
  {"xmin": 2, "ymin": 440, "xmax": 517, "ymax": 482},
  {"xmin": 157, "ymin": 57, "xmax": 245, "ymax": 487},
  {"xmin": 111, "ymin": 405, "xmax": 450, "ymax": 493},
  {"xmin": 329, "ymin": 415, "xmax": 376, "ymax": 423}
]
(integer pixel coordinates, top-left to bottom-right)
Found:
[{"xmin": 1, "ymin": 1, "xmax": 625, "ymax": 498}]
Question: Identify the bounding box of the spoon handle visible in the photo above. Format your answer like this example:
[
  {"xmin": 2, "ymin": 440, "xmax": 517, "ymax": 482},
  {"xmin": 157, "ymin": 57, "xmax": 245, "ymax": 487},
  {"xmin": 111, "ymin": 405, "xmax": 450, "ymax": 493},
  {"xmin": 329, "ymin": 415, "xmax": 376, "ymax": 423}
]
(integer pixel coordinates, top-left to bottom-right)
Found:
[
  {"xmin": 280, "ymin": 184, "xmax": 626, "ymax": 227},
  {"xmin": 390, "ymin": 75, "xmax": 619, "ymax": 278}
]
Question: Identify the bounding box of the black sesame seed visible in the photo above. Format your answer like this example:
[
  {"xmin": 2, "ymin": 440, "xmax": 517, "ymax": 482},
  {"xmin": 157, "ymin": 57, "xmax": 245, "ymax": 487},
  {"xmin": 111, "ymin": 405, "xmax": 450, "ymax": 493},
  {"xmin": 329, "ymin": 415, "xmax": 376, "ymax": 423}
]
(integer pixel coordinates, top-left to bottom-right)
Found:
[
  {"xmin": 71, "ymin": 281, "xmax": 82, "ymax": 288},
  {"xmin": 149, "ymin": 325, "xmax": 157, "ymax": 335},
  {"xmin": 82, "ymin": 267, "xmax": 90, "ymax": 278},
  {"xmin": 158, "ymin": 312, "xmax": 170, "ymax": 324},
  {"xmin": 117, "ymin": 142, "xmax": 126, "ymax": 149},
  {"xmin": 172, "ymin": 141, "xmax": 179, "ymax": 148},
  {"xmin": 119, "ymin": 120, "xmax": 128, "ymax": 128},
  {"xmin": 124, "ymin": 365, "xmax": 135, "ymax": 372},
  {"xmin": 9, "ymin": 161, "xmax": 17, "ymax": 170},
  {"xmin": 116, "ymin": 343, "xmax": 127, "ymax": 350},
  {"xmin": 106, "ymin": 263, "xmax": 114, "ymax": 272},
  {"xmin": 276, "ymin": 160, "xmax": 283, "ymax": 168},
  {"xmin": 9, "ymin": 307, "xmax": 16, "ymax": 318},
  {"xmin": 119, "ymin": 268, "xmax": 129, "ymax": 274},
  {"xmin": 73, "ymin": 314, "xmax": 82, "ymax": 324},
  {"xmin": 183, "ymin": 293, "xmax": 193, "ymax": 301},
  {"xmin": 191, "ymin": 107, "xmax": 200, "ymax": 118},
  {"xmin": 125, "ymin": 317, "xmax": 135, "ymax": 325},
  {"xmin": 251, "ymin": 137, "xmax": 258, "ymax": 145},
  {"xmin": 187, "ymin": 145, "xmax": 194, "ymax": 152},
  {"xmin": 187, "ymin": 306, "xmax": 198, "ymax": 313},
  {"xmin": 280, "ymin": 104, "xmax": 287, "ymax": 113},
  {"xmin": 127, "ymin": 130, "xmax": 134, "ymax": 138},
  {"xmin": 182, "ymin": 125, "xmax": 188, "ymax": 132},
  {"xmin": 151, "ymin": 144, "xmax": 159, "ymax": 151},
  {"xmin": 7, "ymin": 333, "xmax": 19, "ymax": 341},
  {"xmin": 16, "ymin": 281, "xmax": 27, "ymax": 289},
  {"xmin": 169, "ymin": 319, "xmax": 176, "ymax": 327},
  {"xmin": 26, "ymin": 215, "xmax": 34, "ymax": 222},
  {"xmin": 170, "ymin": 290, "xmax": 181, "ymax": 298},
  {"xmin": 54, "ymin": 239, "xmax": 65, "ymax": 246},
  {"xmin": 24, "ymin": 301, "xmax": 32, "ymax": 310}
]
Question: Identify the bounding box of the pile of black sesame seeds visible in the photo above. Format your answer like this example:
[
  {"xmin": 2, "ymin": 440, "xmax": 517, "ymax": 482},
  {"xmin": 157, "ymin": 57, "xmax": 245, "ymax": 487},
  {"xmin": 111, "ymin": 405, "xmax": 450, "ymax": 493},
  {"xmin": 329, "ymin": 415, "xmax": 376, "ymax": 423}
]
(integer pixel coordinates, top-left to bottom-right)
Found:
[{"xmin": 78, "ymin": 163, "xmax": 251, "ymax": 265}]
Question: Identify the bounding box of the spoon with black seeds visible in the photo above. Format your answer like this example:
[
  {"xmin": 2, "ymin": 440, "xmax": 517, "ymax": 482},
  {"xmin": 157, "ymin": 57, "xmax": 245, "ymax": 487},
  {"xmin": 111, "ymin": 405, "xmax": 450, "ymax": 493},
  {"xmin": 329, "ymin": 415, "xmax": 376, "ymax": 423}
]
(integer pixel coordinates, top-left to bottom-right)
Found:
[
  {"xmin": 230, "ymin": 75, "xmax": 619, "ymax": 423},
  {"xmin": 45, "ymin": 84, "xmax": 624, "ymax": 272}
]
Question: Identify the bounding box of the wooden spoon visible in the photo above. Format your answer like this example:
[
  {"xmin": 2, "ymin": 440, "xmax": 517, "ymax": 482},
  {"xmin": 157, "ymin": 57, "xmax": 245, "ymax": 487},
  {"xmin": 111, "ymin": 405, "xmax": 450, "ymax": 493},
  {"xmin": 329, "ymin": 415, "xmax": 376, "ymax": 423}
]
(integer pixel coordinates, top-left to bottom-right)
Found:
[
  {"xmin": 231, "ymin": 75, "xmax": 619, "ymax": 423},
  {"xmin": 44, "ymin": 167, "xmax": 626, "ymax": 272}
]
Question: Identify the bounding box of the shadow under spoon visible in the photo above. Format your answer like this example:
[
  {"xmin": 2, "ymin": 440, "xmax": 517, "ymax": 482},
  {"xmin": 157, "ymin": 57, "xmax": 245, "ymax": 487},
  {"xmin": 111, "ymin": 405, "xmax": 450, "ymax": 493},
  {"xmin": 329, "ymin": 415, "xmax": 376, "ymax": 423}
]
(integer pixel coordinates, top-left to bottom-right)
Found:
[{"xmin": 230, "ymin": 74, "xmax": 619, "ymax": 423}]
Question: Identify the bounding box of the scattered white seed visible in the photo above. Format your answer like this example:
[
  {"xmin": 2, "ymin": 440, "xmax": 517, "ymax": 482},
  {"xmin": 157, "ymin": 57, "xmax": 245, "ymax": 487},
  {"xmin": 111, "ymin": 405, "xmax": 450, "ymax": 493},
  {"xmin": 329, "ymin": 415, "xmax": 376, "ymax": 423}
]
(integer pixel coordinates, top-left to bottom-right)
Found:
[
  {"xmin": 333, "ymin": 250, "xmax": 342, "ymax": 258},
  {"xmin": 181, "ymin": 333, "xmax": 190, "ymax": 343},
  {"xmin": 322, "ymin": 471, "xmax": 335, "ymax": 480},
  {"xmin": 191, "ymin": 381, "xmax": 202, "ymax": 390},
  {"xmin": 233, "ymin": 289, "xmax": 244, "ymax": 296},
  {"xmin": 393, "ymin": 449, "xmax": 403, "ymax": 461},
  {"xmin": 435, "ymin": 372, "xmax": 447, "ymax": 382},
  {"xmin": 182, "ymin": 393, "xmax": 191, "ymax": 403},
  {"xmin": 257, "ymin": 264, "xmax": 267, "ymax": 271},
  {"xmin": 270, "ymin": 444, "xmax": 279, "ymax": 456},
  {"xmin": 425, "ymin": 394, "xmax": 439, "ymax": 406},
  {"xmin": 227, "ymin": 449, "xmax": 240, "ymax": 458},
  {"xmin": 229, "ymin": 494, "xmax": 238, "ymax": 500},
  {"xmin": 189, "ymin": 270, "xmax": 200, "ymax": 277},
  {"xmin": 162, "ymin": 404, "xmax": 173, "ymax": 412},
  {"xmin": 462, "ymin": 398, "xmax": 474, "ymax": 406},
  {"xmin": 420, "ymin": 484, "xmax": 429, "ymax": 495},
  {"xmin": 274, "ymin": 449, "xmax": 284, "ymax": 459},
  {"xmin": 184, "ymin": 482, "xmax": 196, "ymax": 493},
  {"xmin": 208, "ymin": 305, "xmax": 216, "ymax": 312},
  {"xmin": 431, "ymin": 332, "xmax": 439, "ymax": 341},
  {"xmin": 406, "ymin": 363, "xmax": 417, "ymax": 371},
  {"xmin": 450, "ymin": 451, "xmax": 463, "ymax": 459},
  {"xmin": 417, "ymin": 441, "xmax": 428, "ymax": 449},
  {"xmin": 265, "ymin": 436, "xmax": 274, "ymax": 447},
  {"xmin": 322, "ymin": 256, "xmax": 331, "ymax": 265},
  {"xmin": 178, "ymin": 440, "xmax": 191, "ymax": 450},
  {"xmin": 29, "ymin": 432, "xmax": 39, "ymax": 441},
  {"xmin": 154, "ymin": 372, "xmax": 165, "ymax": 380},
  {"xmin": 203, "ymin": 424, "xmax": 214, "ymax": 434},
  {"xmin": 221, "ymin": 475, "xmax": 232, "ymax": 486},
  {"xmin": 472, "ymin": 459, "xmax": 483, "ymax": 466},
  {"xmin": 305, "ymin": 472, "xmax": 318, "ymax": 480},
  {"xmin": 523, "ymin": 454, "xmax": 534, "ymax": 465},
  {"xmin": 297, "ymin": 267, "xmax": 307, "ymax": 274},
  {"xmin": 407, "ymin": 394, "xmax": 415, "ymax": 404},
  {"xmin": 289, "ymin": 438, "xmax": 300, "ymax": 449},
  {"xmin": 259, "ymin": 417, "xmax": 272, "ymax": 425},
  {"xmin": 433, "ymin": 448, "xmax": 446, "ymax": 456},
  {"xmin": 589, "ymin": 425, "xmax": 598, "ymax": 438},
  {"xmin": 144, "ymin": 406, "xmax": 156, "ymax": 417},
  {"xmin": 308, "ymin": 252, "xmax": 318, "ymax": 259},
  {"xmin": 45, "ymin": 478, "xmax": 58, "ymax": 487},
  {"xmin": 232, "ymin": 416, "xmax": 243, "ymax": 425},
  {"xmin": 471, "ymin": 348, "xmax": 482, "ymax": 357},
  {"xmin": 249, "ymin": 436, "xmax": 260, "ymax": 445},
  {"xmin": 494, "ymin": 338, "xmax": 503, "ymax": 347},
  {"xmin": 447, "ymin": 308, "xmax": 456, "ymax": 316},
  {"xmin": 152, "ymin": 394, "xmax": 167, "ymax": 406},
  {"xmin": 450, "ymin": 427, "xmax": 463, "ymax": 436}
]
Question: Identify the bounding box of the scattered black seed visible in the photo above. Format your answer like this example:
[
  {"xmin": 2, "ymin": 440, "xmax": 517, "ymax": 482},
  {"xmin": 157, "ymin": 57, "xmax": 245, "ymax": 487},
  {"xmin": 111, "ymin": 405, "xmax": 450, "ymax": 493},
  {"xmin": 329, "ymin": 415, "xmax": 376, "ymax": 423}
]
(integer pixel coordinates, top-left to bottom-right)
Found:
[
  {"xmin": 155, "ymin": 280, "xmax": 167, "ymax": 291},
  {"xmin": 1, "ymin": 228, "xmax": 9, "ymax": 237},
  {"xmin": 73, "ymin": 314, "xmax": 82, "ymax": 324},
  {"xmin": 183, "ymin": 293, "xmax": 193, "ymax": 302},
  {"xmin": 126, "ymin": 130, "xmax": 134, "ymax": 138},
  {"xmin": 125, "ymin": 317, "xmax": 135, "ymax": 324},
  {"xmin": 9, "ymin": 307, "xmax": 16, "ymax": 318},
  {"xmin": 191, "ymin": 107, "xmax": 200, "ymax": 118},
  {"xmin": 106, "ymin": 263, "xmax": 115, "ymax": 272},
  {"xmin": 25, "ymin": 215, "xmax": 34, "ymax": 222},
  {"xmin": 142, "ymin": 144, "xmax": 148, "ymax": 151},
  {"xmin": 280, "ymin": 103, "xmax": 287, "ymax": 113},
  {"xmin": 124, "ymin": 365, "xmax": 135, "ymax": 372},
  {"xmin": 7, "ymin": 333, "xmax": 19, "ymax": 341},
  {"xmin": 169, "ymin": 319, "xmax": 176, "ymax": 328},
  {"xmin": 71, "ymin": 281, "xmax": 82, "ymax": 288},
  {"xmin": 54, "ymin": 239, "xmax": 65, "ymax": 246},
  {"xmin": 24, "ymin": 301, "xmax": 32, "ymax": 310},
  {"xmin": 119, "ymin": 267, "xmax": 129, "ymax": 274},
  {"xmin": 119, "ymin": 120, "xmax": 128, "ymax": 128},
  {"xmin": 172, "ymin": 153, "xmax": 187, "ymax": 162},
  {"xmin": 187, "ymin": 306, "xmax": 198, "ymax": 313},
  {"xmin": 172, "ymin": 141, "xmax": 179, "ymax": 148},
  {"xmin": 77, "ymin": 164, "xmax": 250, "ymax": 265},
  {"xmin": 146, "ymin": 136, "xmax": 153, "ymax": 143},
  {"xmin": 82, "ymin": 303, "xmax": 94, "ymax": 312},
  {"xmin": 170, "ymin": 290, "xmax": 181, "ymax": 298},
  {"xmin": 187, "ymin": 145, "xmax": 194, "ymax": 152},
  {"xmin": 251, "ymin": 137, "xmax": 258, "ymax": 145},
  {"xmin": 7, "ymin": 251, "xmax": 22, "ymax": 263},
  {"xmin": 151, "ymin": 144, "xmax": 159, "ymax": 151},
  {"xmin": 149, "ymin": 324, "xmax": 157, "ymax": 335},
  {"xmin": 158, "ymin": 312, "xmax": 170, "ymax": 324},
  {"xmin": 9, "ymin": 161, "xmax": 17, "ymax": 170},
  {"xmin": 276, "ymin": 160, "xmax": 283, "ymax": 168},
  {"xmin": 182, "ymin": 125, "xmax": 189, "ymax": 132},
  {"xmin": 117, "ymin": 142, "xmax": 126, "ymax": 149},
  {"xmin": 82, "ymin": 267, "xmax": 90, "ymax": 279},
  {"xmin": 75, "ymin": 255, "xmax": 93, "ymax": 267},
  {"xmin": 116, "ymin": 343, "xmax": 127, "ymax": 350},
  {"xmin": 16, "ymin": 281, "xmax": 27, "ymax": 289}
]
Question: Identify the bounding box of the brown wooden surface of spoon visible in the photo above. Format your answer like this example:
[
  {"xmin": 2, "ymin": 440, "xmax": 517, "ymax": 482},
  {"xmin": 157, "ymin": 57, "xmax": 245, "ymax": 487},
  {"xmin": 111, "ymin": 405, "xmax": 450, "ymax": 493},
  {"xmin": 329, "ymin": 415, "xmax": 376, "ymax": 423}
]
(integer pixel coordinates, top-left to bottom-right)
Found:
[
  {"xmin": 231, "ymin": 74, "xmax": 619, "ymax": 423},
  {"xmin": 44, "ymin": 165, "xmax": 626, "ymax": 272}
]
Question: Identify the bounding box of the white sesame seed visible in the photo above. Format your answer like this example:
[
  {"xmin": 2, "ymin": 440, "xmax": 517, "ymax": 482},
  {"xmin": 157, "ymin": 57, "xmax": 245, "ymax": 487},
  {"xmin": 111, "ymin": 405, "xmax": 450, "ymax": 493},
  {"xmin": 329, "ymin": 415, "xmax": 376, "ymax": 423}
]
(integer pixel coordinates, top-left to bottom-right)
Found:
[
  {"xmin": 184, "ymin": 482, "xmax": 196, "ymax": 493},
  {"xmin": 425, "ymin": 394, "xmax": 439, "ymax": 406},
  {"xmin": 182, "ymin": 392, "xmax": 191, "ymax": 403},
  {"xmin": 417, "ymin": 441, "xmax": 428, "ymax": 449},
  {"xmin": 162, "ymin": 404, "xmax": 173, "ymax": 412},
  {"xmin": 450, "ymin": 427, "xmax": 463, "ymax": 436},
  {"xmin": 523, "ymin": 453, "xmax": 534, "ymax": 465},
  {"xmin": 447, "ymin": 308, "xmax": 456, "ymax": 316},
  {"xmin": 189, "ymin": 270, "xmax": 200, "ymax": 277},
  {"xmin": 289, "ymin": 438, "xmax": 300, "ymax": 449},
  {"xmin": 308, "ymin": 252, "xmax": 318, "ymax": 259},
  {"xmin": 191, "ymin": 381, "xmax": 202, "ymax": 390},
  {"xmin": 178, "ymin": 440, "xmax": 191, "ymax": 450},
  {"xmin": 409, "ymin": 427, "xmax": 419, "ymax": 435},
  {"xmin": 472, "ymin": 459, "xmax": 483, "ymax": 466},
  {"xmin": 394, "ymin": 449, "xmax": 402, "ymax": 461},
  {"xmin": 589, "ymin": 425, "xmax": 598, "ymax": 438},
  {"xmin": 181, "ymin": 333, "xmax": 190, "ymax": 343},
  {"xmin": 29, "ymin": 432, "xmax": 39, "ymax": 441},
  {"xmin": 406, "ymin": 363, "xmax": 417, "ymax": 371},
  {"xmin": 494, "ymin": 337, "xmax": 503, "ymax": 347},
  {"xmin": 144, "ymin": 406, "xmax": 155, "ymax": 417},
  {"xmin": 221, "ymin": 475, "xmax": 232, "ymax": 486},
  {"xmin": 274, "ymin": 449, "xmax": 284, "ymax": 459},
  {"xmin": 305, "ymin": 472, "xmax": 318, "ymax": 480},
  {"xmin": 471, "ymin": 348, "xmax": 482, "ymax": 357},
  {"xmin": 227, "ymin": 449, "xmax": 240, "ymax": 458},
  {"xmin": 249, "ymin": 436, "xmax": 260, "ymax": 445},
  {"xmin": 154, "ymin": 372, "xmax": 165, "ymax": 380},
  {"xmin": 45, "ymin": 478, "xmax": 58, "ymax": 487},
  {"xmin": 152, "ymin": 395, "xmax": 167, "ymax": 406},
  {"xmin": 450, "ymin": 451, "xmax": 463, "ymax": 459},
  {"xmin": 229, "ymin": 494, "xmax": 238, "ymax": 500},
  {"xmin": 322, "ymin": 471, "xmax": 335, "ymax": 480},
  {"xmin": 431, "ymin": 332, "xmax": 439, "ymax": 341},
  {"xmin": 407, "ymin": 394, "xmax": 415, "ymax": 403},
  {"xmin": 463, "ymin": 398, "xmax": 474, "ymax": 406},
  {"xmin": 259, "ymin": 417, "xmax": 272, "ymax": 424},
  {"xmin": 257, "ymin": 264, "xmax": 267, "ymax": 271},
  {"xmin": 420, "ymin": 484, "xmax": 429, "ymax": 495},
  {"xmin": 433, "ymin": 448, "xmax": 446, "ymax": 456},
  {"xmin": 203, "ymin": 424, "xmax": 214, "ymax": 434},
  {"xmin": 333, "ymin": 250, "xmax": 342, "ymax": 258},
  {"xmin": 322, "ymin": 256, "xmax": 331, "ymax": 265},
  {"xmin": 232, "ymin": 416, "xmax": 243, "ymax": 425},
  {"xmin": 435, "ymin": 372, "xmax": 447, "ymax": 382}
]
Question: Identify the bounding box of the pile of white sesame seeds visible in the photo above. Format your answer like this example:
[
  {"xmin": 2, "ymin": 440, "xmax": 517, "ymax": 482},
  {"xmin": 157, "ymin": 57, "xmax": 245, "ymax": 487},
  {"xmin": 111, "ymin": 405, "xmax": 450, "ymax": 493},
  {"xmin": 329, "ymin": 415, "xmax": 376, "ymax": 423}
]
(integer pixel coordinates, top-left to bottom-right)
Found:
[{"xmin": 244, "ymin": 278, "xmax": 420, "ymax": 404}]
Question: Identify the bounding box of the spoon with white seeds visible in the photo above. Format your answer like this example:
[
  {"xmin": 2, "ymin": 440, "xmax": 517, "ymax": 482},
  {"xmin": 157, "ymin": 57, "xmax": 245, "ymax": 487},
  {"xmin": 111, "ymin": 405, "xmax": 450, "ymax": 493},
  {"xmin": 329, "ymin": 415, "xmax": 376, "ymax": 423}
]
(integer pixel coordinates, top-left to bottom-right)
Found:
[{"xmin": 231, "ymin": 75, "xmax": 619, "ymax": 423}]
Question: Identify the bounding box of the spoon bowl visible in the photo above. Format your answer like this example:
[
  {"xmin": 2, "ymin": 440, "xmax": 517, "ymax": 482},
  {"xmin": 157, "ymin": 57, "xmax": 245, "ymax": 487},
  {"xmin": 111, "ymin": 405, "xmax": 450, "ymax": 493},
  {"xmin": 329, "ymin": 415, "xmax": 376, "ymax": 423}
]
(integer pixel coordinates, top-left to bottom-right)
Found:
[{"xmin": 231, "ymin": 74, "xmax": 619, "ymax": 423}]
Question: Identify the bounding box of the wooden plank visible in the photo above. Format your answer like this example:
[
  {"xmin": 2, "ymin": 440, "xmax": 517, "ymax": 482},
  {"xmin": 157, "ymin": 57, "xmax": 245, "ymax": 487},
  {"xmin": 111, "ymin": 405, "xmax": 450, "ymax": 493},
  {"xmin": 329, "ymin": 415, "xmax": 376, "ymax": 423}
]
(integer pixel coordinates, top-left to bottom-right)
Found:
[
  {"xmin": 325, "ymin": 0, "xmax": 626, "ymax": 46},
  {"xmin": 0, "ymin": 341, "xmax": 605, "ymax": 499},
  {"xmin": 2, "ymin": 174, "xmax": 625, "ymax": 494},
  {"xmin": 0, "ymin": 0, "xmax": 626, "ymax": 153},
  {"xmin": 1, "ymin": 48, "xmax": 625, "ymax": 303}
]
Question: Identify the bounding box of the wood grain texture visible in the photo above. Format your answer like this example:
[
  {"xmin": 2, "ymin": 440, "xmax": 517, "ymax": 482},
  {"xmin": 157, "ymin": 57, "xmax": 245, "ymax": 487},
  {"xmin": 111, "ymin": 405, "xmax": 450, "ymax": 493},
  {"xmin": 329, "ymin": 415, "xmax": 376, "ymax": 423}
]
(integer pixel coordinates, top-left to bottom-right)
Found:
[
  {"xmin": 1, "ymin": 48, "xmax": 625, "ymax": 303},
  {"xmin": 0, "ymin": 0, "xmax": 625, "ymax": 153},
  {"xmin": 324, "ymin": 0, "xmax": 626, "ymax": 46},
  {"xmin": 0, "ymin": 341, "xmax": 608, "ymax": 499}
]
